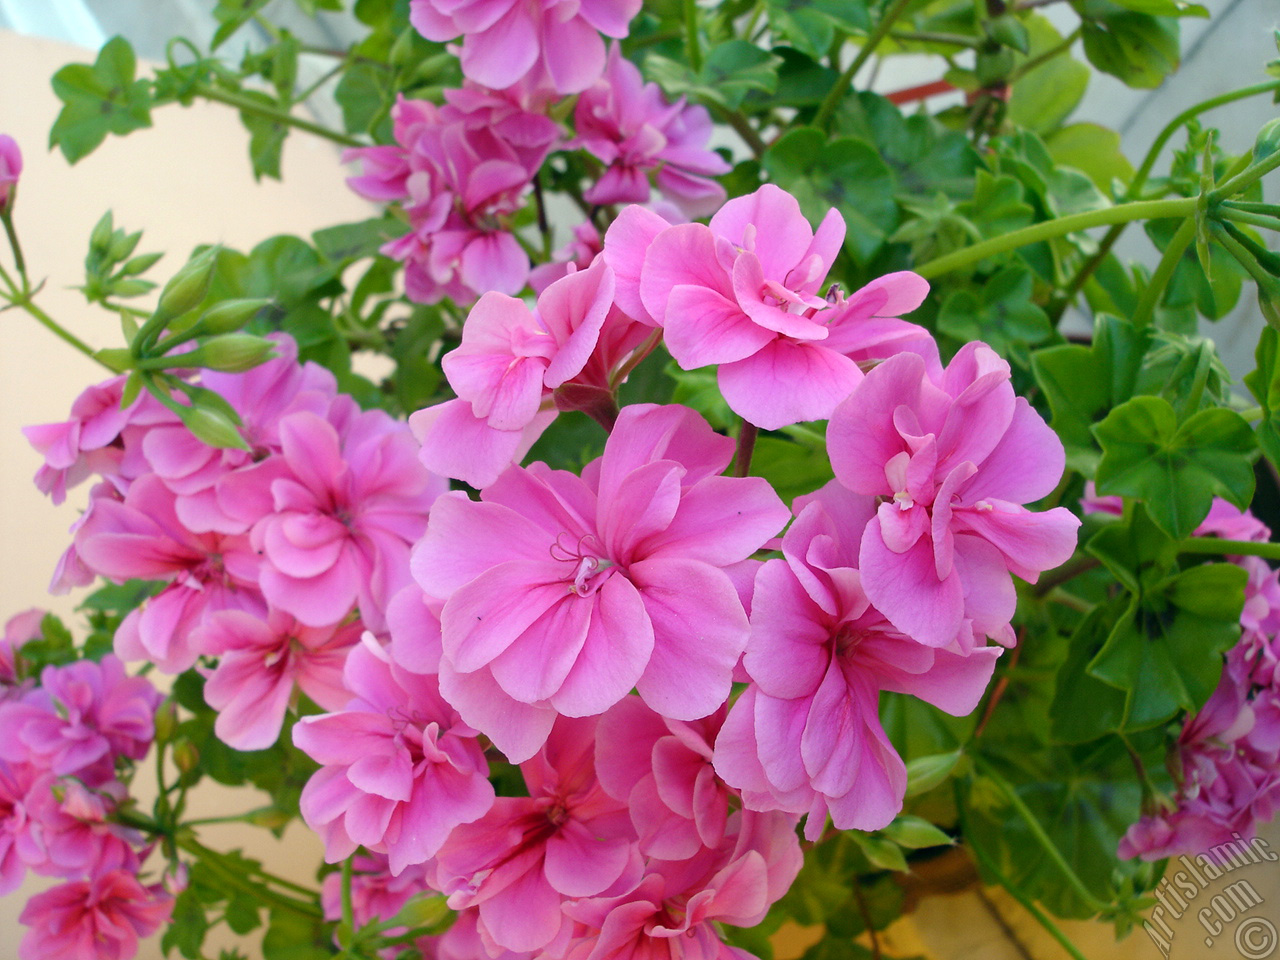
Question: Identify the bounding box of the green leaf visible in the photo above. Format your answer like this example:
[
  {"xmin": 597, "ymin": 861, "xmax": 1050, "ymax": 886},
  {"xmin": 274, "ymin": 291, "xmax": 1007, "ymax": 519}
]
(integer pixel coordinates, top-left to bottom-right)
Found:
[
  {"xmin": 1088, "ymin": 563, "xmax": 1244, "ymax": 725},
  {"xmin": 763, "ymin": 127, "xmax": 898, "ymax": 263},
  {"xmin": 904, "ymin": 749, "xmax": 963, "ymax": 797},
  {"xmin": 1077, "ymin": 3, "xmax": 1180, "ymax": 89},
  {"xmin": 335, "ymin": 61, "xmax": 393, "ymax": 135},
  {"xmin": 1050, "ymin": 601, "xmax": 1131, "ymax": 742},
  {"xmin": 646, "ymin": 41, "xmax": 783, "ymax": 110},
  {"xmin": 262, "ymin": 909, "xmax": 331, "ymax": 960},
  {"xmin": 852, "ymin": 834, "xmax": 909, "ymax": 872},
  {"xmin": 312, "ymin": 217, "xmax": 402, "ymax": 264},
  {"xmin": 1007, "ymin": 16, "xmax": 1090, "ymax": 134},
  {"xmin": 237, "ymin": 91, "xmax": 289, "ymax": 181},
  {"xmin": 937, "ymin": 263, "xmax": 1052, "ymax": 358},
  {"xmin": 49, "ymin": 36, "xmax": 153, "ymax": 163},
  {"xmin": 212, "ymin": 0, "xmax": 272, "ymax": 49},
  {"xmin": 766, "ymin": 0, "xmax": 834, "ymax": 59},
  {"xmin": 1093, "ymin": 396, "xmax": 1257, "ymax": 537},
  {"xmin": 1244, "ymin": 325, "xmax": 1280, "ymax": 469},
  {"xmin": 749, "ymin": 435, "xmax": 835, "ymax": 505},
  {"xmin": 225, "ymin": 890, "xmax": 262, "ymax": 936},
  {"xmin": 1100, "ymin": 0, "xmax": 1206, "ymax": 14},
  {"xmin": 880, "ymin": 815, "xmax": 954, "ymax": 849},
  {"xmin": 1046, "ymin": 123, "xmax": 1134, "ymax": 194},
  {"xmin": 162, "ymin": 888, "xmax": 210, "ymax": 960}
]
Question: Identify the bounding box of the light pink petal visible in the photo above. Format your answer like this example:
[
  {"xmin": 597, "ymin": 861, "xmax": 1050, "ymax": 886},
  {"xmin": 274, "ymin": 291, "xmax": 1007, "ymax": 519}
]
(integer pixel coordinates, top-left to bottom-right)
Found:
[
  {"xmin": 662, "ymin": 285, "xmax": 774, "ymax": 369},
  {"xmin": 708, "ymin": 185, "xmax": 812, "ymax": 280},
  {"xmin": 542, "ymin": 14, "xmax": 608, "ymax": 93},
  {"xmin": 543, "ymin": 819, "xmax": 633, "ymax": 897},
  {"xmin": 966, "ymin": 397, "xmax": 1067, "ymax": 504},
  {"xmin": 603, "ymin": 205, "xmax": 670, "ymax": 325},
  {"xmin": 718, "ymin": 340, "xmax": 862, "ymax": 430},
  {"xmin": 437, "ymin": 660, "xmax": 557, "ymax": 764},
  {"xmin": 638, "ymin": 223, "xmax": 733, "ymax": 325},
  {"xmin": 646, "ymin": 475, "xmax": 789, "ymax": 566},
  {"xmin": 441, "ymin": 561, "xmax": 572, "ymax": 672},
  {"xmin": 460, "ymin": 11, "xmax": 540, "ymax": 89},
  {"xmin": 551, "ymin": 574, "xmax": 654, "ymax": 716},
  {"xmin": 828, "ymin": 352, "xmax": 927, "ymax": 496},
  {"xmin": 859, "ymin": 520, "xmax": 964, "ymax": 648}
]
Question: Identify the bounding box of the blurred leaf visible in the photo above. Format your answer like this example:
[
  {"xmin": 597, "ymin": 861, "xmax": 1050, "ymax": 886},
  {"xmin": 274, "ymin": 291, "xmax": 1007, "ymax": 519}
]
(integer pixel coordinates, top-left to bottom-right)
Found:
[
  {"xmin": 1076, "ymin": 2, "xmax": 1180, "ymax": 89},
  {"xmin": 1244, "ymin": 325, "xmax": 1280, "ymax": 469},
  {"xmin": 1046, "ymin": 123, "xmax": 1134, "ymax": 194},
  {"xmin": 237, "ymin": 91, "xmax": 289, "ymax": 181},
  {"xmin": 50, "ymin": 36, "xmax": 153, "ymax": 163},
  {"xmin": 1007, "ymin": 16, "xmax": 1090, "ymax": 134}
]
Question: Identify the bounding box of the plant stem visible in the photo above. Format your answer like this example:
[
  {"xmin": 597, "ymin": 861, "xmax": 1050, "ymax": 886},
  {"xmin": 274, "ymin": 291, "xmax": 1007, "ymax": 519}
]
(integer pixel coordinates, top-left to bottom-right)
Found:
[
  {"xmin": 684, "ymin": 0, "xmax": 703, "ymax": 73},
  {"xmin": 1130, "ymin": 215, "xmax": 1195, "ymax": 328},
  {"xmin": 1031, "ymin": 555, "xmax": 1100, "ymax": 597},
  {"xmin": 733, "ymin": 420, "xmax": 758, "ymax": 477},
  {"xmin": 972, "ymin": 756, "xmax": 1111, "ymax": 914},
  {"xmin": 11, "ymin": 294, "xmax": 106, "ymax": 366},
  {"xmin": 814, "ymin": 0, "xmax": 915, "ymax": 130},
  {"xmin": 1, "ymin": 211, "xmax": 26, "ymax": 282},
  {"xmin": 1211, "ymin": 147, "xmax": 1280, "ymax": 202},
  {"xmin": 1181, "ymin": 537, "xmax": 1280, "ymax": 560},
  {"xmin": 713, "ymin": 105, "xmax": 767, "ymax": 158},
  {"xmin": 915, "ymin": 197, "xmax": 1198, "ymax": 279},
  {"xmin": 1218, "ymin": 205, "xmax": 1280, "ymax": 232},
  {"xmin": 194, "ymin": 84, "xmax": 362, "ymax": 148},
  {"xmin": 1051, "ymin": 79, "xmax": 1280, "ymax": 320},
  {"xmin": 179, "ymin": 836, "xmax": 323, "ymax": 918},
  {"xmin": 341, "ymin": 857, "xmax": 356, "ymax": 937},
  {"xmin": 889, "ymin": 29, "xmax": 979, "ymax": 47},
  {"xmin": 1007, "ymin": 26, "xmax": 1081, "ymax": 84}
]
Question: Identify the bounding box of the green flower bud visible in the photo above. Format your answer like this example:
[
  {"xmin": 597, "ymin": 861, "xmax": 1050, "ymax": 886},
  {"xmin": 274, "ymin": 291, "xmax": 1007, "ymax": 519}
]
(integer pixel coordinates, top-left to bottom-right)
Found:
[
  {"xmin": 196, "ymin": 298, "xmax": 270, "ymax": 335},
  {"xmin": 172, "ymin": 739, "xmax": 200, "ymax": 775},
  {"xmin": 181, "ymin": 405, "xmax": 249, "ymax": 450},
  {"xmin": 121, "ymin": 252, "xmax": 163, "ymax": 276},
  {"xmin": 155, "ymin": 247, "xmax": 218, "ymax": 323},
  {"xmin": 177, "ymin": 333, "xmax": 276, "ymax": 373},
  {"xmin": 107, "ymin": 229, "xmax": 141, "ymax": 264},
  {"xmin": 88, "ymin": 211, "xmax": 114, "ymax": 255},
  {"xmin": 1256, "ymin": 117, "xmax": 1280, "ymax": 164},
  {"xmin": 153, "ymin": 699, "xmax": 179, "ymax": 744}
]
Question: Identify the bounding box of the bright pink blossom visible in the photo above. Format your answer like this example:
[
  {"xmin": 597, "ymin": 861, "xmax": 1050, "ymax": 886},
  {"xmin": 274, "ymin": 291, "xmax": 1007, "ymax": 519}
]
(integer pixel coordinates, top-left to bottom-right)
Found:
[
  {"xmin": 294, "ymin": 637, "xmax": 494, "ymax": 876},
  {"xmin": 828, "ymin": 342, "xmax": 1080, "ymax": 649},
  {"xmin": 575, "ymin": 47, "xmax": 728, "ymax": 217},
  {"xmin": 319, "ymin": 852, "xmax": 433, "ymax": 929},
  {"xmin": 0, "ymin": 134, "xmax": 21, "ymax": 212},
  {"xmin": 1, "ymin": 608, "xmax": 43, "ymax": 696},
  {"xmin": 250, "ymin": 407, "xmax": 444, "ymax": 632},
  {"xmin": 409, "ymin": 0, "xmax": 643, "ymax": 94},
  {"xmin": 0, "ymin": 656, "xmax": 160, "ymax": 787},
  {"xmin": 23, "ymin": 778, "xmax": 140, "ymax": 880},
  {"xmin": 412, "ymin": 403, "xmax": 790, "ymax": 761},
  {"xmin": 0, "ymin": 758, "xmax": 39, "ymax": 895},
  {"xmin": 713, "ymin": 483, "xmax": 1000, "ymax": 837},
  {"xmin": 198, "ymin": 609, "xmax": 361, "ymax": 751},
  {"xmin": 18, "ymin": 869, "xmax": 172, "ymax": 960},
  {"xmin": 433, "ymin": 716, "xmax": 640, "ymax": 953}
]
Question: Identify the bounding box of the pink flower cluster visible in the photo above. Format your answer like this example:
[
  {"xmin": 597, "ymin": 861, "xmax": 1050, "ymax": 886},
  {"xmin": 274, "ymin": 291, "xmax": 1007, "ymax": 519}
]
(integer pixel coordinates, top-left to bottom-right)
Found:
[
  {"xmin": 25, "ymin": 335, "xmax": 446, "ymax": 751},
  {"xmin": 409, "ymin": 0, "xmax": 643, "ymax": 94},
  {"xmin": 345, "ymin": 88, "xmax": 560, "ymax": 304},
  {"xmin": 1118, "ymin": 501, "xmax": 1280, "ymax": 861},
  {"xmin": 0, "ymin": 654, "xmax": 172, "ymax": 960},
  {"xmin": 574, "ymin": 47, "xmax": 730, "ymax": 218}
]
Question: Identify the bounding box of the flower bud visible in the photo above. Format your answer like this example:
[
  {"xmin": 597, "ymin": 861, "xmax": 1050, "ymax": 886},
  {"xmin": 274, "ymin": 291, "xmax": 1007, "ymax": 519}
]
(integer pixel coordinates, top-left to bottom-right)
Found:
[
  {"xmin": 196, "ymin": 298, "xmax": 270, "ymax": 335},
  {"xmin": 247, "ymin": 807, "xmax": 292, "ymax": 832},
  {"xmin": 89, "ymin": 211, "xmax": 114, "ymax": 256},
  {"xmin": 181, "ymin": 406, "xmax": 249, "ymax": 450},
  {"xmin": 172, "ymin": 738, "xmax": 200, "ymax": 775},
  {"xmin": 1255, "ymin": 117, "xmax": 1280, "ymax": 164},
  {"xmin": 0, "ymin": 134, "xmax": 21, "ymax": 214},
  {"xmin": 155, "ymin": 247, "xmax": 218, "ymax": 323},
  {"xmin": 180, "ymin": 333, "xmax": 276, "ymax": 373},
  {"xmin": 153, "ymin": 699, "xmax": 179, "ymax": 744}
]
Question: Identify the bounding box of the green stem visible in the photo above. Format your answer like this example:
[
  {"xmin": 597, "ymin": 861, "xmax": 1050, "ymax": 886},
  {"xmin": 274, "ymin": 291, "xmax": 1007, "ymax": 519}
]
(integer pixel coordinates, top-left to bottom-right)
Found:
[
  {"xmin": 1211, "ymin": 147, "xmax": 1280, "ymax": 202},
  {"xmin": 959, "ymin": 802, "xmax": 1092, "ymax": 960},
  {"xmin": 917, "ymin": 197, "xmax": 1197, "ymax": 279},
  {"xmin": 194, "ymin": 83, "xmax": 362, "ymax": 148},
  {"xmin": 1, "ymin": 211, "xmax": 26, "ymax": 282},
  {"xmin": 1051, "ymin": 78, "xmax": 1280, "ymax": 321},
  {"xmin": 341, "ymin": 857, "xmax": 356, "ymax": 939},
  {"xmin": 888, "ymin": 29, "xmax": 979, "ymax": 47},
  {"xmin": 1181, "ymin": 537, "xmax": 1280, "ymax": 560},
  {"xmin": 179, "ymin": 837, "xmax": 323, "ymax": 919},
  {"xmin": 814, "ymin": 0, "xmax": 915, "ymax": 130},
  {"xmin": 1030, "ymin": 555, "xmax": 1100, "ymax": 597},
  {"xmin": 609, "ymin": 327, "xmax": 664, "ymax": 390},
  {"xmin": 12, "ymin": 294, "xmax": 106, "ymax": 366},
  {"xmin": 684, "ymin": 0, "xmax": 702, "ymax": 73},
  {"xmin": 713, "ymin": 105, "xmax": 767, "ymax": 158},
  {"xmin": 972, "ymin": 756, "xmax": 1111, "ymax": 914},
  {"xmin": 1130, "ymin": 215, "xmax": 1195, "ymax": 328},
  {"xmin": 1218, "ymin": 205, "xmax": 1280, "ymax": 232},
  {"xmin": 1007, "ymin": 26, "xmax": 1081, "ymax": 84}
]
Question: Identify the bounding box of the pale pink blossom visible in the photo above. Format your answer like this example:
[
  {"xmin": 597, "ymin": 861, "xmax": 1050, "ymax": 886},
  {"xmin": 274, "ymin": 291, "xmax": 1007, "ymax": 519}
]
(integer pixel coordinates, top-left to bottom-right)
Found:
[
  {"xmin": 18, "ymin": 869, "xmax": 173, "ymax": 960},
  {"xmin": 713, "ymin": 483, "xmax": 1000, "ymax": 837},
  {"xmin": 198, "ymin": 610, "xmax": 361, "ymax": 751},
  {"xmin": 413, "ymin": 258, "xmax": 616, "ymax": 488},
  {"xmin": 72, "ymin": 474, "xmax": 263, "ymax": 673},
  {"xmin": 606, "ymin": 186, "xmax": 933, "ymax": 428},
  {"xmin": 530, "ymin": 221, "xmax": 603, "ymax": 294},
  {"xmin": 1, "ymin": 608, "xmax": 43, "ymax": 696},
  {"xmin": 0, "ymin": 134, "xmax": 21, "ymax": 212},
  {"xmin": 828, "ymin": 342, "xmax": 1080, "ymax": 649},
  {"xmin": 294, "ymin": 637, "xmax": 494, "ymax": 875},
  {"xmin": 433, "ymin": 716, "xmax": 639, "ymax": 953},
  {"xmin": 412, "ymin": 403, "xmax": 789, "ymax": 761},
  {"xmin": 319, "ymin": 851, "xmax": 433, "ymax": 928},
  {"xmin": 251, "ymin": 407, "xmax": 444, "ymax": 633},
  {"xmin": 595, "ymin": 696, "xmax": 732, "ymax": 860},
  {"xmin": 0, "ymin": 656, "xmax": 160, "ymax": 787},
  {"xmin": 575, "ymin": 46, "xmax": 728, "ymax": 217},
  {"xmin": 409, "ymin": 0, "xmax": 643, "ymax": 94}
]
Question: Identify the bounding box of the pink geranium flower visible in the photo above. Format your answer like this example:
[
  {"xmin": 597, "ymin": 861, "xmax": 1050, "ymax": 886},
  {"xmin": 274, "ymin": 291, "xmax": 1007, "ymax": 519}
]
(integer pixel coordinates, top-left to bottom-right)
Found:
[
  {"xmin": 412, "ymin": 403, "xmax": 789, "ymax": 761},
  {"xmin": 0, "ymin": 134, "xmax": 21, "ymax": 212},
  {"xmin": 433, "ymin": 716, "xmax": 639, "ymax": 953},
  {"xmin": 605, "ymin": 186, "xmax": 933, "ymax": 428},
  {"xmin": 18, "ymin": 869, "xmax": 173, "ymax": 960},
  {"xmin": 251, "ymin": 407, "xmax": 444, "ymax": 633},
  {"xmin": 198, "ymin": 609, "xmax": 361, "ymax": 751},
  {"xmin": 409, "ymin": 0, "xmax": 642, "ymax": 94},
  {"xmin": 0, "ymin": 656, "xmax": 160, "ymax": 788},
  {"xmin": 575, "ymin": 47, "xmax": 728, "ymax": 217},
  {"xmin": 0, "ymin": 758, "xmax": 39, "ymax": 895},
  {"xmin": 828, "ymin": 342, "xmax": 1080, "ymax": 649},
  {"xmin": 413, "ymin": 258, "xmax": 616, "ymax": 488},
  {"xmin": 294, "ymin": 637, "xmax": 494, "ymax": 876},
  {"xmin": 713, "ymin": 483, "xmax": 1000, "ymax": 837},
  {"xmin": 23, "ymin": 778, "xmax": 141, "ymax": 880}
]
